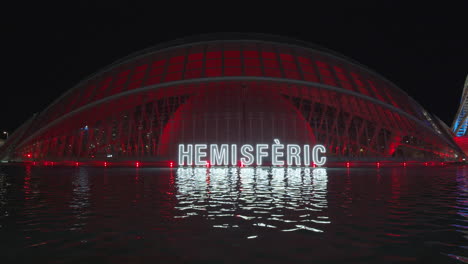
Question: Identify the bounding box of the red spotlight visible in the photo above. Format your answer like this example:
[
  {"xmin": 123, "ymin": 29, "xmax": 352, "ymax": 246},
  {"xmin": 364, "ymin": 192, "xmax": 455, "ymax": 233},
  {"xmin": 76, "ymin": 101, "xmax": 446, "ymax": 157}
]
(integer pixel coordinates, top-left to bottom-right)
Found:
[
  {"xmin": 346, "ymin": 162, "xmax": 350, "ymax": 168},
  {"xmin": 26, "ymin": 153, "xmax": 32, "ymax": 158},
  {"xmin": 403, "ymin": 162, "xmax": 407, "ymax": 167},
  {"xmin": 75, "ymin": 162, "xmax": 79, "ymax": 166},
  {"xmin": 104, "ymin": 162, "xmax": 107, "ymax": 167},
  {"xmin": 169, "ymin": 162, "xmax": 173, "ymax": 168},
  {"xmin": 136, "ymin": 162, "xmax": 140, "ymax": 168},
  {"xmin": 377, "ymin": 162, "xmax": 380, "ymax": 168}
]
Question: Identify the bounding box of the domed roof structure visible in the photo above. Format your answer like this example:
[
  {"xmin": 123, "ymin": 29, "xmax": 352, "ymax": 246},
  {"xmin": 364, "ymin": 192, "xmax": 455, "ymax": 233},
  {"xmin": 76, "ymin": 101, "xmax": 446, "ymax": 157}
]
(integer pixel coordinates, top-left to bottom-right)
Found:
[{"xmin": 0, "ymin": 33, "xmax": 462, "ymax": 165}]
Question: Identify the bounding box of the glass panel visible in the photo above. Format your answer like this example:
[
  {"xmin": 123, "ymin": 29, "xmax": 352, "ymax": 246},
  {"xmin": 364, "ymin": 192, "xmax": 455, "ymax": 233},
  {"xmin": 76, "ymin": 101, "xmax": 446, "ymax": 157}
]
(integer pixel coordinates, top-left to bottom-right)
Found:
[
  {"xmin": 224, "ymin": 50, "xmax": 240, "ymax": 58},
  {"xmin": 261, "ymin": 51, "xmax": 276, "ymax": 60},
  {"xmin": 301, "ymin": 63, "xmax": 315, "ymax": 74},
  {"xmin": 164, "ymin": 72, "xmax": 182, "ymax": 82},
  {"xmin": 264, "ymin": 68, "xmax": 281, "ymax": 77},
  {"xmin": 151, "ymin": 59, "xmax": 166, "ymax": 68},
  {"xmin": 206, "ymin": 59, "xmax": 222, "ymax": 68},
  {"xmin": 297, "ymin": 56, "xmax": 313, "ymax": 65},
  {"xmin": 366, "ymin": 79, "xmax": 385, "ymax": 101},
  {"xmin": 224, "ymin": 67, "xmax": 242, "ymax": 76},
  {"xmin": 350, "ymin": 72, "xmax": 371, "ymax": 96},
  {"xmin": 145, "ymin": 75, "xmax": 162, "ymax": 86},
  {"xmin": 224, "ymin": 58, "xmax": 241, "ymax": 67},
  {"xmin": 281, "ymin": 60, "xmax": 297, "ymax": 70},
  {"xmin": 244, "ymin": 58, "xmax": 261, "ymax": 67},
  {"xmin": 184, "ymin": 69, "xmax": 203, "ymax": 79},
  {"xmin": 169, "ymin": 55, "xmax": 184, "ymax": 64},
  {"xmin": 167, "ymin": 63, "xmax": 183, "ymax": 73},
  {"xmin": 94, "ymin": 76, "xmax": 113, "ymax": 100},
  {"xmin": 148, "ymin": 66, "xmax": 164, "ymax": 77},
  {"xmin": 244, "ymin": 67, "xmax": 262, "ymax": 76},
  {"xmin": 243, "ymin": 50, "xmax": 259, "ymax": 58},
  {"xmin": 186, "ymin": 60, "xmax": 203, "ymax": 70},
  {"xmin": 279, "ymin": 53, "xmax": 294, "ymax": 61},
  {"xmin": 187, "ymin": 52, "xmax": 203, "ymax": 61},
  {"xmin": 206, "ymin": 67, "xmax": 222, "ymax": 77},
  {"xmin": 206, "ymin": 51, "xmax": 222, "ymax": 59},
  {"xmin": 263, "ymin": 59, "xmax": 279, "ymax": 68},
  {"xmin": 284, "ymin": 70, "xmax": 300, "ymax": 80},
  {"xmin": 303, "ymin": 73, "xmax": 319, "ymax": 82}
]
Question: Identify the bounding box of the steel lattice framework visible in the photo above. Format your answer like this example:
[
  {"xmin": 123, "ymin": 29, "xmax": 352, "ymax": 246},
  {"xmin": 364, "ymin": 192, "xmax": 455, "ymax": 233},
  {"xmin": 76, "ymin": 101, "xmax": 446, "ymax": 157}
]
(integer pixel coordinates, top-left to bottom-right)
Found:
[
  {"xmin": 0, "ymin": 34, "xmax": 463, "ymax": 164},
  {"xmin": 452, "ymin": 75, "xmax": 468, "ymax": 136},
  {"xmin": 451, "ymin": 74, "xmax": 468, "ymax": 156}
]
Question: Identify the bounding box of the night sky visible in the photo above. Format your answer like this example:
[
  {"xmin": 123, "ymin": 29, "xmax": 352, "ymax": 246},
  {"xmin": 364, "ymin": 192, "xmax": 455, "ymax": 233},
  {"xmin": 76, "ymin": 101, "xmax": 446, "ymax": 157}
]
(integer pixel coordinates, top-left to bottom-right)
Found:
[{"xmin": 2, "ymin": 2, "xmax": 467, "ymax": 135}]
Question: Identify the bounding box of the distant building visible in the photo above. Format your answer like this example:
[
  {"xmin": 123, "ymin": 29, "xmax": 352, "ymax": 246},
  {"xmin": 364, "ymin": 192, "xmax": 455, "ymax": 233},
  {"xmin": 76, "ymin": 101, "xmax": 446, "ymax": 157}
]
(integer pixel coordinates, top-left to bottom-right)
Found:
[{"xmin": 452, "ymin": 74, "xmax": 468, "ymax": 156}]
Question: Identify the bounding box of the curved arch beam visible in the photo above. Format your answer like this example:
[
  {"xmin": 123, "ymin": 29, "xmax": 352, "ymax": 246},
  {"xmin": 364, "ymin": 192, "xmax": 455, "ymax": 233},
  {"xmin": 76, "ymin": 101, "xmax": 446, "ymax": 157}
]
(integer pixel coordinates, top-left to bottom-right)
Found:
[
  {"xmin": 38, "ymin": 40, "xmax": 421, "ymax": 122},
  {"xmin": 14, "ymin": 77, "xmax": 459, "ymax": 151}
]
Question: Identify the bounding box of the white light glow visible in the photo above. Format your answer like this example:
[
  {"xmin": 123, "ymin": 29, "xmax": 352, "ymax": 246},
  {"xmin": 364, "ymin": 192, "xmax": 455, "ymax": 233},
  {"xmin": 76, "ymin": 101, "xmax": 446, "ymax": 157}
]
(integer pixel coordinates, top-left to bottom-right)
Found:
[
  {"xmin": 256, "ymin": 144, "xmax": 269, "ymax": 166},
  {"xmin": 303, "ymin": 145, "xmax": 310, "ymax": 166},
  {"xmin": 312, "ymin": 145, "xmax": 326, "ymax": 166},
  {"xmin": 231, "ymin": 144, "xmax": 237, "ymax": 166},
  {"xmin": 177, "ymin": 139, "xmax": 327, "ymax": 167},
  {"xmin": 271, "ymin": 139, "xmax": 284, "ymax": 166},
  {"xmin": 240, "ymin": 144, "xmax": 254, "ymax": 166},
  {"xmin": 175, "ymin": 167, "xmax": 329, "ymax": 231},
  {"xmin": 210, "ymin": 144, "xmax": 229, "ymax": 166},
  {"xmin": 194, "ymin": 144, "xmax": 207, "ymax": 166},
  {"xmin": 178, "ymin": 144, "xmax": 193, "ymax": 166},
  {"xmin": 287, "ymin": 144, "xmax": 301, "ymax": 166}
]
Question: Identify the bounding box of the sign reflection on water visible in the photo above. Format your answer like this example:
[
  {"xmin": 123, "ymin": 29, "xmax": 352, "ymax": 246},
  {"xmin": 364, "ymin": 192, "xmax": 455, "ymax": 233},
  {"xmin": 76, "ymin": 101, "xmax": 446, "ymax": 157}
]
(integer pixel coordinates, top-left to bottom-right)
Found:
[
  {"xmin": 178, "ymin": 140, "xmax": 327, "ymax": 166},
  {"xmin": 175, "ymin": 167, "xmax": 329, "ymax": 233}
]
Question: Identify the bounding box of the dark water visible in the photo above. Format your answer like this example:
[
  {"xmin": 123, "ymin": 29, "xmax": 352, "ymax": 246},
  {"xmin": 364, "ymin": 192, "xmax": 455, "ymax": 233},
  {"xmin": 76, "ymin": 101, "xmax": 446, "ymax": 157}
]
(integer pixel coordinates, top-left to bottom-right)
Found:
[{"xmin": 0, "ymin": 165, "xmax": 466, "ymax": 263}]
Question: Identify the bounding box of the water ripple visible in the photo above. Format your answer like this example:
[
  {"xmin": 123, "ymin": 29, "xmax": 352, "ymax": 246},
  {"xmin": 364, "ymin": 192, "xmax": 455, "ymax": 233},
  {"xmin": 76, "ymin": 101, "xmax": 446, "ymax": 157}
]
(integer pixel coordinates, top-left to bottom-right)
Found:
[
  {"xmin": 0, "ymin": 165, "xmax": 466, "ymax": 263},
  {"xmin": 175, "ymin": 167, "xmax": 329, "ymax": 235}
]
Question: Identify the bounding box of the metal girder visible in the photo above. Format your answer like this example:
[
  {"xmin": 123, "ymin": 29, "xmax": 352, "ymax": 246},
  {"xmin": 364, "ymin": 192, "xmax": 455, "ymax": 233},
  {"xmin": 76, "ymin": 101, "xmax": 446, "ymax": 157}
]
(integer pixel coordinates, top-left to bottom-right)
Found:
[{"xmin": 452, "ymin": 75, "xmax": 468, "ymax": 136}]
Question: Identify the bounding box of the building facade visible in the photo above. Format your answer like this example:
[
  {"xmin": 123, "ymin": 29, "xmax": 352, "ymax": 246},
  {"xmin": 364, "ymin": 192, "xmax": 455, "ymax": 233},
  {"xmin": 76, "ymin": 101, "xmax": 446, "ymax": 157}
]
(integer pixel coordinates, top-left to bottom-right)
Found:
[
  {"xmin": 452, "ymin": 74, "xmax": 468, "ymax": 156},
  {"xmin": 0, "ymin": 34, "xmax": 462, "ymax": 165}
]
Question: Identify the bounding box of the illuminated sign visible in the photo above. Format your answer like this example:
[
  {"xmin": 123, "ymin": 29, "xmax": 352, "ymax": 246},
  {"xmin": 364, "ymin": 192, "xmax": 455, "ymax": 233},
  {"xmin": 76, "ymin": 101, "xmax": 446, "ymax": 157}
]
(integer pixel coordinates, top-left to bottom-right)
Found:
[{"xmin": 178, "ymin": 139, "xmax": 326, "ymax": 166}]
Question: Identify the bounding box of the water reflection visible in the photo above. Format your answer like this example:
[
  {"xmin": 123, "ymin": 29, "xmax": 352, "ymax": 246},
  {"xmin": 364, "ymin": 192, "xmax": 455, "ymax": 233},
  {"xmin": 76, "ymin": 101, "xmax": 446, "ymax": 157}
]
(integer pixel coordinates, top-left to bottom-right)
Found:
[
  {"xmin": 69, "ymin": 167, "xmax": 91, "ymax": 231},
  {"xmin": 0, "ymin": 166, "xmax": 465, "ymax": 263},
  {"xmin": 450, "ymin": 167, "xmax": 468, "ymax": 262},
  {"xmin": 0, "ymin": 170, "xmax": 7, "ymax": 223},
  {"xmin": 175, "ymin": 167, "xmax": 329, "ymax": 233}
]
